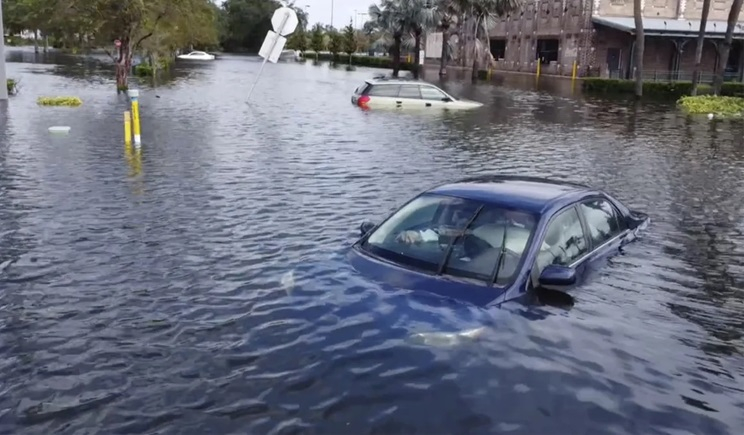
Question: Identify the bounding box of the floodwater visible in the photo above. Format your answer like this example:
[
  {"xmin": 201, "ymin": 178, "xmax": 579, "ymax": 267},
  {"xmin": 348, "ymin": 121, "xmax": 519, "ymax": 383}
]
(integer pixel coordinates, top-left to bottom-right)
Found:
[{"xmin": 1, "ymin": 47, "xmax": 743, "ymax": 434}]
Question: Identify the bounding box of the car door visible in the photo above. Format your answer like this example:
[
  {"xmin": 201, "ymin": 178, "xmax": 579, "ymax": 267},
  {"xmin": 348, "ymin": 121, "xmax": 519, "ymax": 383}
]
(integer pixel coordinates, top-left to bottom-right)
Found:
[
  {"xmin": 419, "ymin": 85, "xmax": 451, "ymax": 108},
  {"xmin": 397, "ymin": 84, "xmax": 425, "ymax": 108},
  {"xmin": 575, "ymin": 196, "xmax": 630, "ymax": 271},
  {"xmin": 365, "ymin": 84, "xmax": 401, "ymax": 108},
  {"xmin": 529, "ymin": 205, "xmax": 592, "ymax": 293}
]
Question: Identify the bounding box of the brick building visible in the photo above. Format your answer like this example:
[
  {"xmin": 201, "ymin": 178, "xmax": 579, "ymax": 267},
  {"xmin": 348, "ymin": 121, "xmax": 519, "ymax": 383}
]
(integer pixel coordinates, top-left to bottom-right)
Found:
[{"xmin": 478, "ymin": 0, "xmax": 744, "ymax": 79}]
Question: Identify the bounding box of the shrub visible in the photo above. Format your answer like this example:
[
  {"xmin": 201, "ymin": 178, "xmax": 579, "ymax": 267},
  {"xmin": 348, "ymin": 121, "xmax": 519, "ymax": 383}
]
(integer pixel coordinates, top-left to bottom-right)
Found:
[
  {"xmin": 300, "ymin": 52, "xmax": 414, "ymax": 71},
  {"xmin": 134, "ymin": 64, "xmax": 154, "ymax": 77},
  {"xmin": 582, "ymin": 78, "xmax": 744, "ymax": 98},
  {"xmin": 677, "ymin": 95, "xmax": 744, "ymax": 116},
  {"xmin": 37, "ymin": 96, "xmax": 83, "ymax": 107}
]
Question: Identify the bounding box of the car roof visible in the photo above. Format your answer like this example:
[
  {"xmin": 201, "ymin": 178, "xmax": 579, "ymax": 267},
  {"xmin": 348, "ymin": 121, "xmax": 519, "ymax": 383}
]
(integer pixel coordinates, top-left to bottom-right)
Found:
[
  {"xmin": 427, "ymin": 175, "xmax": 597, "ymax": 214},
  {"xmin": 365, "ymin": 76, "xmax": 438, "ymax": 86}
]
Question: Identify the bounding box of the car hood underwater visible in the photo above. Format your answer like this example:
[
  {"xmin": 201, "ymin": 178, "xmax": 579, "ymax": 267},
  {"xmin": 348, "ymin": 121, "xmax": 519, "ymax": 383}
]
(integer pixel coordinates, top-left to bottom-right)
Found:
[{"xmin": 276, "ymin": 250, "xmax": 558, "ymax": 348}]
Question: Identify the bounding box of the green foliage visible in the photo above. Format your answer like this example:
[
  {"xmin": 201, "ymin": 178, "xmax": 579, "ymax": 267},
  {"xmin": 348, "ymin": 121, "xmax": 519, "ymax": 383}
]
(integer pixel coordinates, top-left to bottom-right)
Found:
[
  {"xmin": 328, "ymin": 30, "xmax": 343, "ymax": 56},
  {"xmin": 301, "ymin": 52, "xmax": 415, "ymax": 71},
  {"xmin": 342, "ymin": 21, "xmax": 356, "ymax": 56},
  {"xmin": 7, "ymin": 79, "xmax": 19, "ymax": 95},
  {"xmin": 287, "ymin": 27, "xmax": 309, "ymax": 52},
  {"xmin": 220, "ymin": 0, "xmax": 281, "ymax": 52},
  {"xmin": 677, "ymin": 95, "xmax": 744, "ymax": 116},
  {"xmin": 309, "ymin": 23, "xmax": 326, "ymax": 54},
  {"xmin": 134, "ymin": 64, "xmax": 154, "ymax": 77},
  {"xmin": 580, "ymin": 78, "xmax": 744, "ymax": 98},
  {"xmin": 37, "ymin": 96, "xmax": 83, "ymax": 107}
]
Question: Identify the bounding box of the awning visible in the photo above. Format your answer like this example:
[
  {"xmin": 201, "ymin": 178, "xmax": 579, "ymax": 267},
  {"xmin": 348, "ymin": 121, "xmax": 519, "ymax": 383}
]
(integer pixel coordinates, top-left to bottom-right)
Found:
[{"xmin": 592, "ymin": 15, "xmax": 744, "ymax": 38}]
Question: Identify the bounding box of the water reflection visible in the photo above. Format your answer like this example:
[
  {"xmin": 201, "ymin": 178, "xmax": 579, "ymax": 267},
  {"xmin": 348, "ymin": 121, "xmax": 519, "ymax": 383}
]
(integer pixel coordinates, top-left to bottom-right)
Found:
[{"xmin": 1, "ymin": 49, "xmax": 743, "ymax": 434}]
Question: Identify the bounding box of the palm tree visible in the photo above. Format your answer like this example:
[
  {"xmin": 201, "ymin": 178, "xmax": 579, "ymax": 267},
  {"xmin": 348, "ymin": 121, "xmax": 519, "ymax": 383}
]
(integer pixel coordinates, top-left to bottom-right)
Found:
[
  {"xmin": 712, "ymin": 0, "xmax": 743, "ymax": 95},
  {"xmin": 433, "ymin": 0, "xmax": 459, "ymax": 76},
  {"xmin": 463, "ymin": 0, "xmax": 520, "ymax": 82},
  {"xmin": 690, "ymin": 0, "xmax": 711, "ymax": 96},
  {"xmin": 400, "ymin": 0, "xmax": 436, "ymax": 78},
  {"xmin": 633, "ymin": 0, "xmax": 644, "ymax": 98},
  {"xmin": 368, "ymin": 0, "xmax": 407, "ymax": 77}
]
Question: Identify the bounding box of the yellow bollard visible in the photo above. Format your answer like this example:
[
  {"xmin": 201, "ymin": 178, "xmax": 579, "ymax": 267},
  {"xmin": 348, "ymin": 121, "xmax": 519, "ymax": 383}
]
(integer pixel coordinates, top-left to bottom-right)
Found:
[
  {"xmin": 572, "ymin": 60, "xmax": 578, "ymax": 81},
  {"xmin": 128, "ymin": 90, "xmax": 142, "ymax": 146},
  {"xmin": 536, "ymin": 60, "xmax": 541, "ymax": 79},
  {"xmin": 487, "ymin": 68, "xmax": 492, "ymax": 81},
  {"xmin": 124, "ymin": 111, "xmax": 132, "ymax": 146}
]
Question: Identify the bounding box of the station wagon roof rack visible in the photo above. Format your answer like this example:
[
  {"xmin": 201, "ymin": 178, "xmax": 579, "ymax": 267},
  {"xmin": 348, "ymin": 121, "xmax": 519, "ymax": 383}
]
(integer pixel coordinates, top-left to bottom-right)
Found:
[{"xmin": 370, "ymin": 72, "xmax": 419, "ymax": 81}]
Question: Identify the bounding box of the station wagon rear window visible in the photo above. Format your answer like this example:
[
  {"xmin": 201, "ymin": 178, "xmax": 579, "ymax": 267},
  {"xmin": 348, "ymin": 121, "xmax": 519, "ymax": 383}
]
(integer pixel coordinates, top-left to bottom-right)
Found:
[
  {"xmin": 364, "ymin": 84, "xmax": 401, "ymax": 97},
  {"xmin": 360, "ymin": 194, "xmax": 538, "ymax": 285}
]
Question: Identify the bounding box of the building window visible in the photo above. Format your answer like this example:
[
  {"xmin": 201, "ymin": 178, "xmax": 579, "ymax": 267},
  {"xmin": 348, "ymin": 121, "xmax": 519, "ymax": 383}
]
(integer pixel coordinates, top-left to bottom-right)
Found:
[
  {"xmin": 536, "ymin": 39, "xmax": 559, "ymax": 64},
  {"xmin": 490, "ymin": 39, "xmax": 506, "ymax": 60}
]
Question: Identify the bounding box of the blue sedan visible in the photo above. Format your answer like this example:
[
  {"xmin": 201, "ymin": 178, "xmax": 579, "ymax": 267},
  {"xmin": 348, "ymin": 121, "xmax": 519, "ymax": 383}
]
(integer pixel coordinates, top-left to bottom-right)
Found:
[{"xmin": 348, "ymin": 175, "xmax": 650, "ymax": 308}]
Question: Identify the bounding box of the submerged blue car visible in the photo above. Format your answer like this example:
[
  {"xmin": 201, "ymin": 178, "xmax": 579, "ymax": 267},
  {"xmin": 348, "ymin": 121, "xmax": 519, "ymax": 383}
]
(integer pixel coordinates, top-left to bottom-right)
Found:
[{"xmin": 348, "ymin": 175, "xmax": 650, "ymax": 307}]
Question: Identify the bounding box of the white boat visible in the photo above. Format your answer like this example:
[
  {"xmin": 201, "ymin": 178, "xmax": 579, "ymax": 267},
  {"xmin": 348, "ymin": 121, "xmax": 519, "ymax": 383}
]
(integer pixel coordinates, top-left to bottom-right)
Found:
[{"xmin": 177, "ymin": 51, "xmax": 215, "ymax": 61}]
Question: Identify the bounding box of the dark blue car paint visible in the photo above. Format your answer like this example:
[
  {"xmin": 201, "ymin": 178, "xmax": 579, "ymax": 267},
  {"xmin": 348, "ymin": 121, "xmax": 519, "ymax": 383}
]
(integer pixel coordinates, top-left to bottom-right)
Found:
[{"xmin": 349, "ymin": 176, "xmax": 649, "ymax": 308}]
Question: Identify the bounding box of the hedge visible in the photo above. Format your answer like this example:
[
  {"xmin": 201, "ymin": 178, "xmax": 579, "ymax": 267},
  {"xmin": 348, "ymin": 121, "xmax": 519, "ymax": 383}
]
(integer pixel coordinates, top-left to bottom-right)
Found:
[
  {"xmin": 582, "ymin": 78, "xmax": 744, "ymax": 97},
  {"xmin": 300, "ymin": 52, "xmax": 415, "ymax": 71},
  {"xmin": 677, "ymin": 95, "xmax": 744, "ymax": 116}
]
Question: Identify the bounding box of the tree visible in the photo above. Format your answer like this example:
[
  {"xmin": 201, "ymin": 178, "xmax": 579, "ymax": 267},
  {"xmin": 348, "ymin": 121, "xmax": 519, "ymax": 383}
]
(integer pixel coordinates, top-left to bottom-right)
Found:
[
  {"xmin": 434, "ymin": 0, "xmax": 458, "ymax": 77},
  {"xmin": 691, "ymin": 0, "xmax": 711, "ymax": 96},
  {"xmin": 287, "ymin": 27, "xmax": 309, "ymax": 53},
  {"xmin": 220, "ymin": 0, "xmax": 282, "ymax": 53},
  {"xmin": 343, "ymin": 20, "xmax": 357, "ymax": 60},
  {"xmin": 461, "ymin": 0, "xmax": 520, "ymax": 82},
  {"xmin": 368, "ymin": 0, "xmax": 406, "ymax": 77},
  {"xmin": 328, "ymin": 29, "xmax": 343, "ymax": 59},
  {"xmin": 712, "ymin": 0, "xmax": 744, "ymax": 95},
  {"xmin": 633, "ymin": 0, "xmax": 644, "ymax": 98},
  {"xmin": 309, "ymin": 23, "xmax": 326, "ymax": 59},
  {"xmin": 400, "ymin": 0, "xmax": 436, "ymax": 79}
]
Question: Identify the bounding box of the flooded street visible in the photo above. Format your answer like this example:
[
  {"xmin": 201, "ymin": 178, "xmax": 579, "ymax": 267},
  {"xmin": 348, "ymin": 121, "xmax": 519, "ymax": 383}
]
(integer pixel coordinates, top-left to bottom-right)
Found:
[{"xmin": 1, "ymin": 48, "xmax": 743, "ymax": 434}]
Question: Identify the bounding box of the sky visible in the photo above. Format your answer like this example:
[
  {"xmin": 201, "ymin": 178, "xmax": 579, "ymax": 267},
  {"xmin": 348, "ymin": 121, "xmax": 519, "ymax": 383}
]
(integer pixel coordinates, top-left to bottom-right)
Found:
[{"xmin": 290, "ymin": 0, "xmax": 375, "ymax": 28}]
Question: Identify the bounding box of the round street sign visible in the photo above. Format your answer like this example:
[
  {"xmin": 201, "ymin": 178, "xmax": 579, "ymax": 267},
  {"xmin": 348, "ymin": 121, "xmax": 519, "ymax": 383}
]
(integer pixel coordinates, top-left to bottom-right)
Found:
[
  {"xmin": 114, "ymin": 39, "xmax": 121, "ymax": 47},
  {"xmin": 271, "ymin": 7, "xmax": 299, "ymax": 37}
]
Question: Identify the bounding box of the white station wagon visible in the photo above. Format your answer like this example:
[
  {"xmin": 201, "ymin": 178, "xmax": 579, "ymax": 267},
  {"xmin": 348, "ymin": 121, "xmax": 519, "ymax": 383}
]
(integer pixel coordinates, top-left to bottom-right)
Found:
[{"xmin": 351, "ymin": 76, "xmax": 483, "ymax": 110}]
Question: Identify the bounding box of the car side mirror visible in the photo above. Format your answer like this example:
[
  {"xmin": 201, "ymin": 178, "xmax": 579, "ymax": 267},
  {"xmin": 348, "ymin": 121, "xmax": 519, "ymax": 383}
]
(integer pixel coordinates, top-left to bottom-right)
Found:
[
  {"xmin": 538, "ymin": 265, "xmax": 577, "ymax": 287},
  {"xmin": 441, "ymin": 97, "xmax": 452, "ymax": 102},
  {"xmin": 359, "ymin": 220, "xmax": 376, "ymax": 237}
]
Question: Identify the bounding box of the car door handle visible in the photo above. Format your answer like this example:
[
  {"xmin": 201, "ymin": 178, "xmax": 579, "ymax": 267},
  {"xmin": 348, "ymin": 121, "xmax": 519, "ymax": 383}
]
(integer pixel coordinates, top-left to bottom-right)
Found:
[
  {"xmin": 425, "ymin": 103, "xmax": 431, "ymax": 107},
  {"xmin": 396, "ymin": 101, "xmax": 402, "ymax": 104}
]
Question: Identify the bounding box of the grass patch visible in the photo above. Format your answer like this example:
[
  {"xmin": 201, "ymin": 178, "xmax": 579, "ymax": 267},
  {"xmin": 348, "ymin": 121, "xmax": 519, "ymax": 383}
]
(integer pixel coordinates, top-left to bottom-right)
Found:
[
  {"xmin": 37, "ymin": 96, "xmax": 83, "ymax": 107},
  {"xmin": 7, "ymin": 79, "xmax": 19, "ymax": 95},
  {"xmin": 677, "ymin": 95, "xmax": 744, "ymax": 116}
]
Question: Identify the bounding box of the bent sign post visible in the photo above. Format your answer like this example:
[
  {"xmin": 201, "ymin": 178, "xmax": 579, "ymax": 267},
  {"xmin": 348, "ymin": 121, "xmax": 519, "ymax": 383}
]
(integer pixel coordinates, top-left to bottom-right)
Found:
[{"xmin": 246, "ymin": 6, "xmax": 299, "ymax": 101}]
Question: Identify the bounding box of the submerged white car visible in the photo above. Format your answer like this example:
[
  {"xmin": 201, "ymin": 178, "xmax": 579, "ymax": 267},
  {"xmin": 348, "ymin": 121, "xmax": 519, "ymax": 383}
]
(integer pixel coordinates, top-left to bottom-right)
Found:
[{"xmin": 351, "ymin": 76, "xmax": 483, "ymax": 110}]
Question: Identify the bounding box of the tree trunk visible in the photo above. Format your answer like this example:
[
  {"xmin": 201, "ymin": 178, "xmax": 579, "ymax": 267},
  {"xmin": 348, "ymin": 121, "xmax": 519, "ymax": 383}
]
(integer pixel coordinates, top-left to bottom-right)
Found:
[
  {"xmin": 116, "ymin": 39, "xmax": 132, "ymax": 93},
  {"xmin": 712, "ymin": 0, "xmax": 744, "ymax": 95},
  {"xmin": 392, "ymin": 33, "xmax": 402, "ymax": 77},
  {"xmin": 459, "ymin": 14, "xmax": 468, "ymax": 67},
  {"xmin": 633, "ymin": 0, "xmax": 644, "ymax": 98},
  {"xmin": 43, "ymin": 34, "xmax": 48, "ymax": 52},
  {"xmin": 439, "ymin": 25, "xmax": 449, "ymax": 77},
  {"xmin": 33, "ymin": 30, "xmax": 39, "ymax": 53},
  {"xmin": 470, "ymin": 16, "xmax": 481, "ymax": 82},
  {"xmin": 413, "ymin": 30, "xmax": 422, "ymax": 79},
  {"xmin": 691, "ymin": 0, "xmax": 711, "ymax": 96}
]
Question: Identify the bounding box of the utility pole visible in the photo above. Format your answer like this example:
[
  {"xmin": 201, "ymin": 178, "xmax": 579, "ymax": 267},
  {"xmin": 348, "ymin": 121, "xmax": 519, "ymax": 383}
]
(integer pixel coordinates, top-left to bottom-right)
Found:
[
  {"xmin": 0, "ymin": 0, "xmax": 9, "ymax": 100},
  {"xmin": 330, "ymin": 0, "xmax": 334, "ymax": 29}
]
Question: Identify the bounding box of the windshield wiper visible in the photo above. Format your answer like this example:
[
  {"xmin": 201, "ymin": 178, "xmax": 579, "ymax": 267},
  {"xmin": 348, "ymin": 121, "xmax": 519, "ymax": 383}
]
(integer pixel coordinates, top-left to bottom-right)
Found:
[
  {"xmin": 436, "ymin": 205, "xmax": 484, "ymax": 275},
  {"xmin": 489, "ymin": 218, "xmax": 509, "ymax": 286}
]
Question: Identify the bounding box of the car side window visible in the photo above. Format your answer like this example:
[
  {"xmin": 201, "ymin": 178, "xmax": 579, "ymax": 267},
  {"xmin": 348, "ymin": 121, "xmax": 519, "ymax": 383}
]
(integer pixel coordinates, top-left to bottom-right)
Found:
[
  {"xmin": 367, "ymin": 84, "xmax": 401, "ymax": 97},
  {"xmin": 535, "ymin": 206, "xmax": 588, "ymax": 274},
  {"xmin": 420, "ymin": 86, "xmax": 448, "ymax": 101},
  {"xmin": 398, "ymin": 85, "xmax": 422, "ymax": 99},
  {"xmin": 578, "ymin": 199, "xmax": 623, "ymax": 247}
]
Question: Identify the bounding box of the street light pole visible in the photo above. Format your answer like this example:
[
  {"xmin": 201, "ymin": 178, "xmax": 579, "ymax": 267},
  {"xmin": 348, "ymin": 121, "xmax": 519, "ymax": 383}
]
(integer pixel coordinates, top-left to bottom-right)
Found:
[
  {"xmin": 0, "ymin": 0, "xmax": 9, "ymax": 100},
  {"xmin": 330, "ymin": 0, "xmax": 334, "ymax": 29}
]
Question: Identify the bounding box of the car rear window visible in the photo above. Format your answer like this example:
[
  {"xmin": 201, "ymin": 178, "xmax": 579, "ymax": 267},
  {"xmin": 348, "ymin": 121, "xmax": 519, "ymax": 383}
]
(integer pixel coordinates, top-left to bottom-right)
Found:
[
  {"xmin": 365, "ymin": 84, "xmax": 401, "ymax": 97},
  {"xmin": 354, "ymin": 83, "xmax": 371, "ymax": 95}
]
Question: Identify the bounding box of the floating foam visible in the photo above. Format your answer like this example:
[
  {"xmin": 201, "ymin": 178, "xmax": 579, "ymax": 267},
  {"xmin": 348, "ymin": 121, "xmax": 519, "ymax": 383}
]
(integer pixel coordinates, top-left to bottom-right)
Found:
[{"xmin": 48, "ymin": 126, "xmax": 71, "ymax": 134}]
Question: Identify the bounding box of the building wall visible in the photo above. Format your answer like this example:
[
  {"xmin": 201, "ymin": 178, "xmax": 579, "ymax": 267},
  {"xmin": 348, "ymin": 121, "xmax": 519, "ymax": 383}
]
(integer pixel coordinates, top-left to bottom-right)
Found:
[{"xmin": 487, "ymin": 0, "xmax": 741, "ymax": 76}]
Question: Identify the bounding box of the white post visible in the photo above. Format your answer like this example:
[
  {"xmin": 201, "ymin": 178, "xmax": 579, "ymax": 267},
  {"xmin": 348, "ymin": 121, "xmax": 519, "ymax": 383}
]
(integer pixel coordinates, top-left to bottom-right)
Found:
[{"xmin": 0, "ymin": 0, "xmax": 9, "ymax": 100}]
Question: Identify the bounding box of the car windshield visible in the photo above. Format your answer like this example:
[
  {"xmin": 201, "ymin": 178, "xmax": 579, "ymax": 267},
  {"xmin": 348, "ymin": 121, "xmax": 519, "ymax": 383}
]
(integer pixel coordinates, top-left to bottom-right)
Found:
[{"xmin": 361, "ymin": 193, "xmax": 538, "ymax": 285}]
